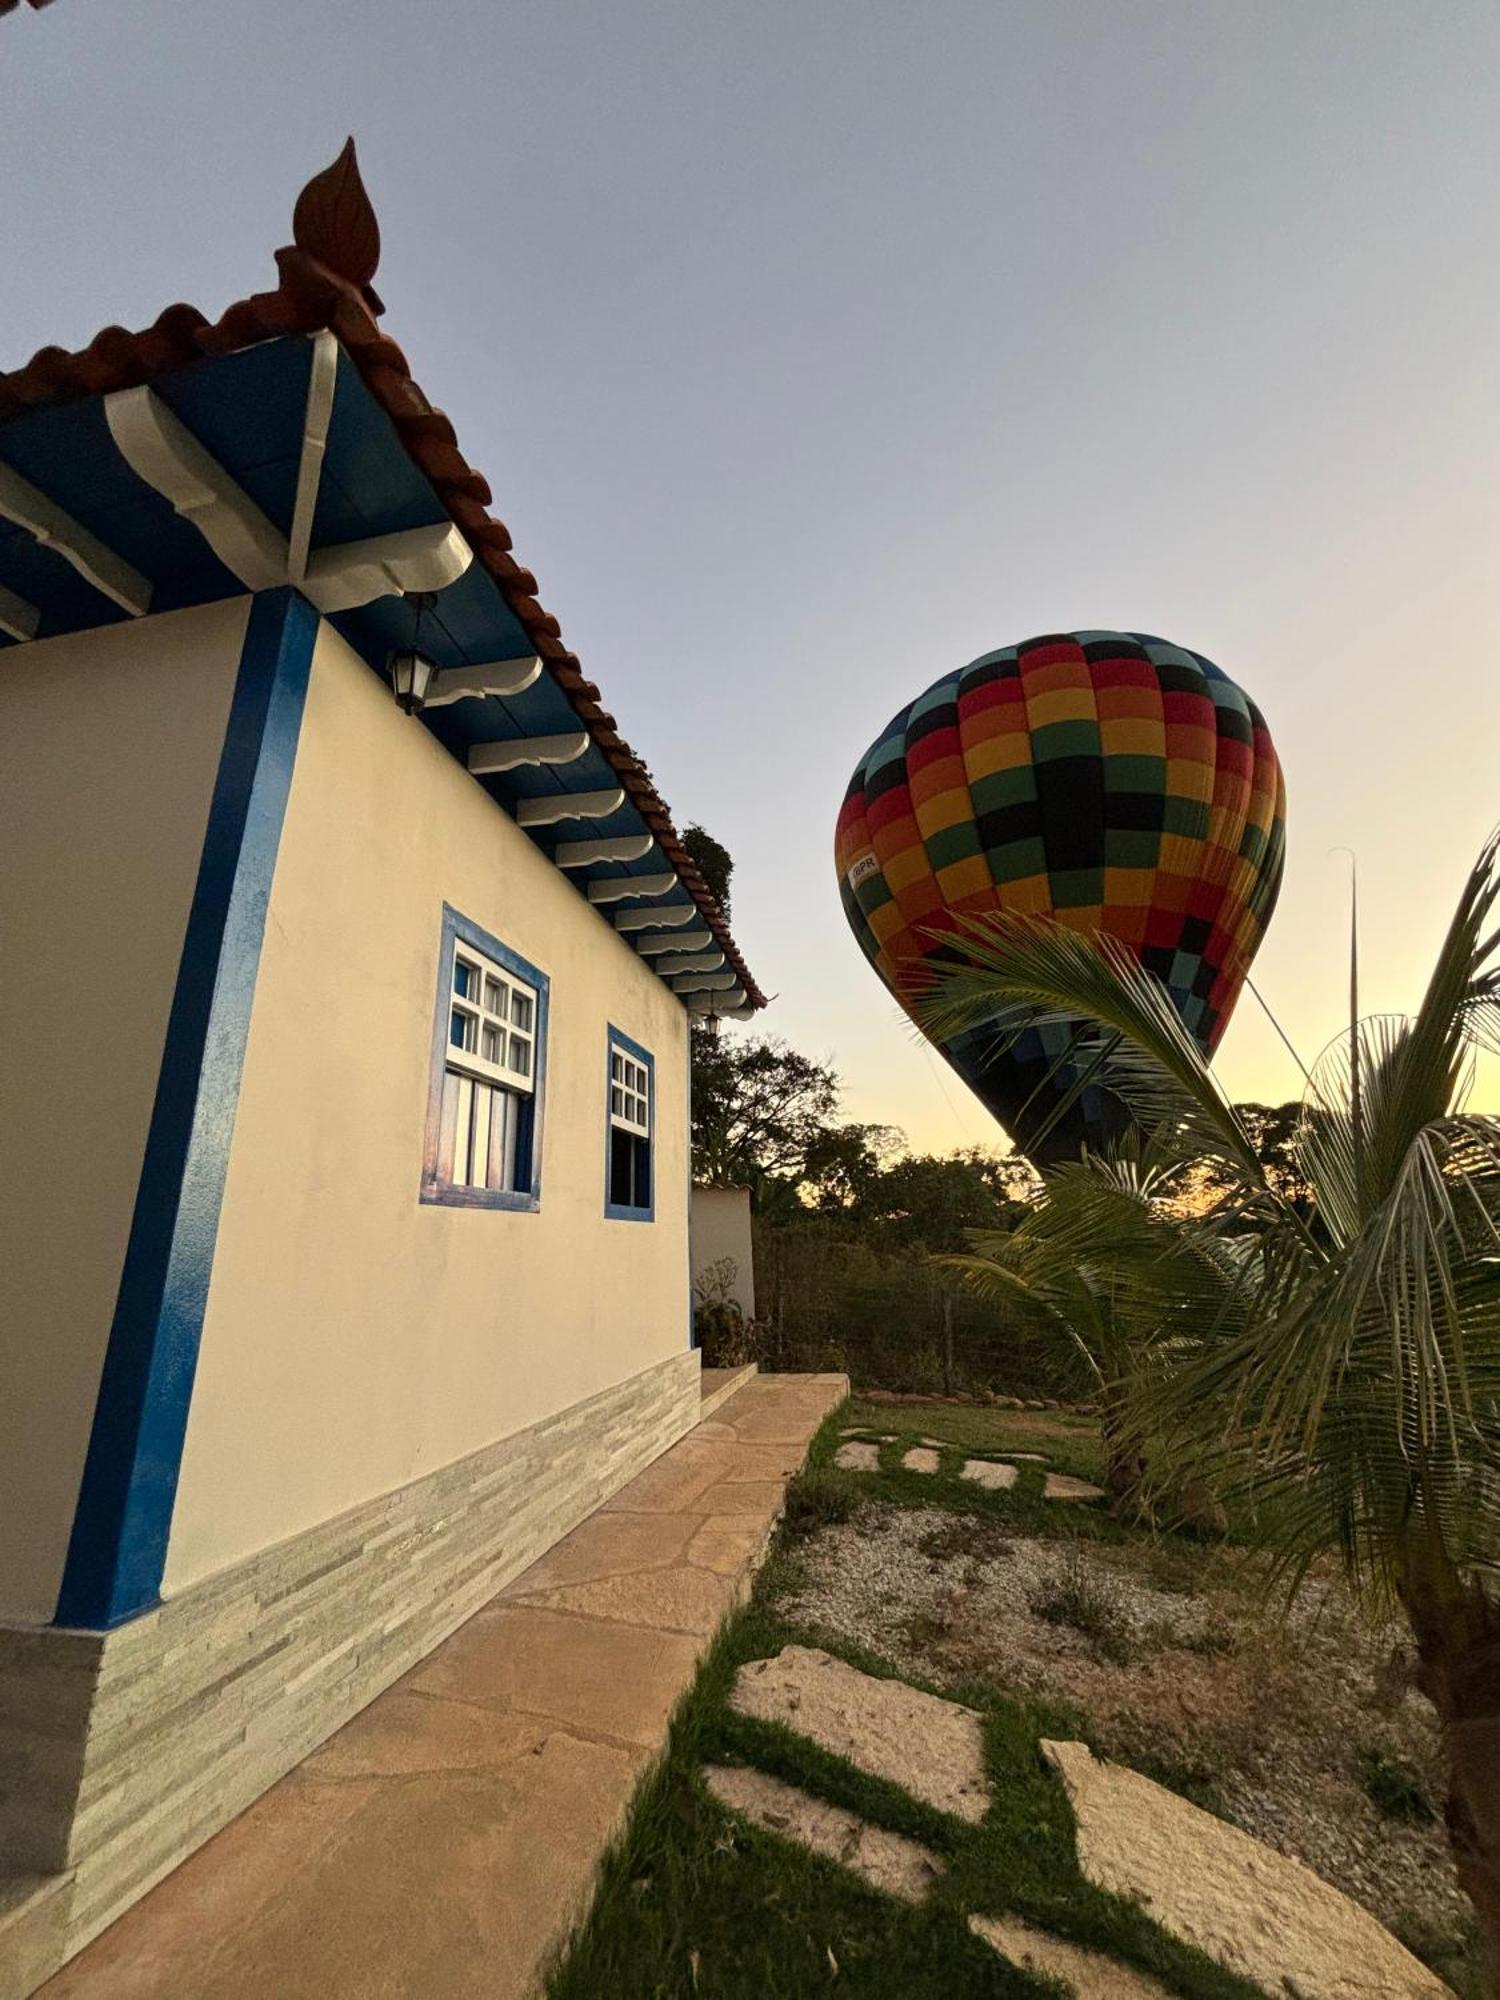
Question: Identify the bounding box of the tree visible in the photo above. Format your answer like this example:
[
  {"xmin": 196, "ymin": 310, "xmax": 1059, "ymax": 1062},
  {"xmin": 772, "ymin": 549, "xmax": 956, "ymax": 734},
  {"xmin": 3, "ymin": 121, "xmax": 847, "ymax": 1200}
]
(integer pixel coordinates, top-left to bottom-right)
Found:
[
  {"xmin": 917, "ymin": 837, "xmax": 1500, "ymax": 1964},
  {"xmin": 849, "ymin": 1147, "xmax": 1035, "ymax": 1253},
  {"xmin": 682, "ymin": 822, "xmax": 733, "ymax": 918},
  {"xmin": 1170, "ymin": 1100, "xmax": 1311, "ymax": 1215},
  {"xmin": 690, "ymin": 1030, "xmax": 895, "ymax": 1207}
]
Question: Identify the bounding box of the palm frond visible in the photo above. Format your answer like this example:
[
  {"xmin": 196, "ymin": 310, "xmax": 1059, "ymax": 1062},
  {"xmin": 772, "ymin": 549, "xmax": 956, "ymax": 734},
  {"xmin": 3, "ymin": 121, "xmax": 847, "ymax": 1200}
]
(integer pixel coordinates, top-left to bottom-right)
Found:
[{"xmin": 912, "ymin": 913, "xmax": 1269, "ymax": 1187}]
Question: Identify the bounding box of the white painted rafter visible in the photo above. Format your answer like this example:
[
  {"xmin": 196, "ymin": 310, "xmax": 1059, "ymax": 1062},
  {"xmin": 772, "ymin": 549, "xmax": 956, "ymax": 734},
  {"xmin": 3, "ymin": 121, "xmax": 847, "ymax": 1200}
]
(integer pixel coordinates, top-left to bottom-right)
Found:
[
  {"xmin": 104, "ymin": 384, "xmax": 472, "ymax": 612},
  {"xmin": 287, "ymin": 331, "xmax": 339, "ymax": 582},
  {"xmin": 0, "ymin": 462, "xmax": 152, "ymax": 617},
  {"xmin": 424, "ymin": 657, "xmax": 542, "ymax": 706},
  {"xmin": 555, "ymin": 834, "xmax": 655, "ymax": 868},
  {"xmin": 106, "ymin": 387, "xmax": 286, "ymax": 588},
  {"xmin": 633, "ymin": 928, "xmax": 712, "ymax": 955},
  {"xmin": 688, "ymin": 986, "xmax": 750, "ymax": 1016},
  {"xmin": 467, "ymin": 731, "xmax": 590, "ymax": 776},
  {"xmin": 516, "ymin": 788, "xmax": 625, "ymax": 828},
  {"xmin": 671, "ymin": 969, "xmax": 739, "ymax": 992},
  {"xmin": 613, "ymin": 901, "xmax": 697, "ymax": 929},
  {"xmin": 588, "ymin": 872, "xmax": 675, "ymax": 904},
  {"xmin": 301, "ymin": 522, "xmax": 471, "ymax": 612},
  {"xmin": 656, "ymin": 951, "xmax": 727, "ymax": 977},
  {"xmin": 0, "ymin": 580, "xmax": 40, "ymax": 642}
]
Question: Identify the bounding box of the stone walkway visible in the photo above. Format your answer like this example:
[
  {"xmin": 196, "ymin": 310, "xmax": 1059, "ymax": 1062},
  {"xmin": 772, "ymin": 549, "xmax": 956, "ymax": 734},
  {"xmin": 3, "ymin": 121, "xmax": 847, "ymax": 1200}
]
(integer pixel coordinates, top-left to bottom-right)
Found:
[
  {"xmin": 833, "ymin": 1430, "xmax": 1106, "ymax": 1503},
  {"xmin": 37, "ymin": 1369, "xmax": 847, "ymax": 2000},
  {"xmin": 707, "ymin": 1641, "xmax": 1446, "ymax": 2000}
]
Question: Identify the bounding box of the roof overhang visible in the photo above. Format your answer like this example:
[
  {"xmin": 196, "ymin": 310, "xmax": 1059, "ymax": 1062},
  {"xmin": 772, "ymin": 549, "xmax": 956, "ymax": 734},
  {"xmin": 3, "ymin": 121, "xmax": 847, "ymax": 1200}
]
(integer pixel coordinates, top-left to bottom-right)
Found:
[{"xmin": 0, "ymin": 143, "xmax": 762, "ymax": 1016}]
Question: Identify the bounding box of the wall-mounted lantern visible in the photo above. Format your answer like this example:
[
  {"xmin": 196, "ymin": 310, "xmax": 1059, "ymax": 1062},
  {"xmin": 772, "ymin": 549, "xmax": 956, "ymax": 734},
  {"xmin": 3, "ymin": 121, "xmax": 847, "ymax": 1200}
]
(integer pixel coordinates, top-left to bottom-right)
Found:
[{"xmin": 387, "ymin": 590, "xmax": 439, "ymax": 713}]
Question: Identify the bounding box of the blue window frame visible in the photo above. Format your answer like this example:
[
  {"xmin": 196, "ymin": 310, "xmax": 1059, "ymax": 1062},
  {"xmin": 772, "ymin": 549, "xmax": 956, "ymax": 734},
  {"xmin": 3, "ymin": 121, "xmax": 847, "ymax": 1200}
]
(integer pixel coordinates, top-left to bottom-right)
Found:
[
  {"xmin": 421, "ymin": 905, "xmax": 548, "ymax": 1211},
  {"xmin": 605, "ymin": 1026, "xmax": 655, "ymax": 1221}
]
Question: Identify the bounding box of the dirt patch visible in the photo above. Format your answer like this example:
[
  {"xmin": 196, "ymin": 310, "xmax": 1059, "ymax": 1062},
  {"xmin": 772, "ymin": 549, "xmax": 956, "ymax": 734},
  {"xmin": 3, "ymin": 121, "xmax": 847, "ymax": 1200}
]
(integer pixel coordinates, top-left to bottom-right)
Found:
[{"xmin": 779, "ymin": 1507, "xmax": 1469, "ymax": 1954}]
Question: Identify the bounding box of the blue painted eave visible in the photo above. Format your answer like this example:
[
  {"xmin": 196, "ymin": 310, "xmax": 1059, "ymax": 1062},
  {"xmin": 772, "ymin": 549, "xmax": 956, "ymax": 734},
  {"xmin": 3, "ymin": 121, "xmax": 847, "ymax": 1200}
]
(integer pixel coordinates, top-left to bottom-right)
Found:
[{"xmin": 0, "ymin": 336, "xmax": 707, "ymax": 990}]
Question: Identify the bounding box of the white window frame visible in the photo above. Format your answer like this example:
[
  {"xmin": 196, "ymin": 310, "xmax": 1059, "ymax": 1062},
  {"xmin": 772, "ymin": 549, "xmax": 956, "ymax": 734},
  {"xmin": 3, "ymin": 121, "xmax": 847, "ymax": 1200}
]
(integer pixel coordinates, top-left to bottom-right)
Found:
[
  {"xmin": 609, "ymin": 1047, "xmax": 650, "ymax": 1138},
  {"xmin": 448, "ymin": 942, "xmax": 538, "ymax": 1094},
  {"xmin": 423, "ymin": 910, "xmax": 548, "ymax": 1211},
  {"xmin": 605, "ymin": 1028, "xmax": 654, "ymax": 1220}
]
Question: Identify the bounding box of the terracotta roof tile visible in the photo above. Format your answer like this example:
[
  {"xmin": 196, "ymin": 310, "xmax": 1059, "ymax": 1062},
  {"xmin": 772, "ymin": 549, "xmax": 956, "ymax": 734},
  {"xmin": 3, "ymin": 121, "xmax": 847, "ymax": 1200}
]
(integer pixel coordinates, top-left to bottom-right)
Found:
[{"xmin": 0, "ymin": 140, "xmax": 763, "ymax": 1007}]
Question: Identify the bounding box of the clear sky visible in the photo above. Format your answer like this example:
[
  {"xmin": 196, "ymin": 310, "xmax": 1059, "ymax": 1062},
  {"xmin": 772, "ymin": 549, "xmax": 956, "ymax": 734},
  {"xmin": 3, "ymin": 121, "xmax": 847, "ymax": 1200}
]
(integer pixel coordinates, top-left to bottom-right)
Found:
[{"xmin": 5, "ymin": 1, "xmax": 1498, "ymax": 1151}]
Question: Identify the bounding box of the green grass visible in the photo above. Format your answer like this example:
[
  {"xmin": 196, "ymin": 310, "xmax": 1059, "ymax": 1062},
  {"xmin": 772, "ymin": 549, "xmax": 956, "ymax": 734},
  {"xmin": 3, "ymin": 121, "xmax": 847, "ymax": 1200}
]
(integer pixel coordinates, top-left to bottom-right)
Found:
[{"xmin": 545, "ymin": 1404, "xmax": 1263, "ymax": 2000}]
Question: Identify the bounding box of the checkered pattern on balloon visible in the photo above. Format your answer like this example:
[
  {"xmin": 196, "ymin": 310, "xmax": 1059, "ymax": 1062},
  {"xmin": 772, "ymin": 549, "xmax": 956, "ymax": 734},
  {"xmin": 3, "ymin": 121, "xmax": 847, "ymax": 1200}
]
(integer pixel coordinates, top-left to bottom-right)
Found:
[{"xmin": 835, "ymin": 632, "xmax": 1286, "ymax": 1163}]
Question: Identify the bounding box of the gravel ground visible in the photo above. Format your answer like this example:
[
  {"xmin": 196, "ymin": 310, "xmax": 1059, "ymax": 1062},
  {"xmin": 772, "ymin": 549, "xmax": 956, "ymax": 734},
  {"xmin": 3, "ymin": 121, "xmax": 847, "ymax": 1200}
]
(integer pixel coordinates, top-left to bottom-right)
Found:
[{"xmin": 780, "ymin": 1505, "xmax": 1470, "ymax": 1955}]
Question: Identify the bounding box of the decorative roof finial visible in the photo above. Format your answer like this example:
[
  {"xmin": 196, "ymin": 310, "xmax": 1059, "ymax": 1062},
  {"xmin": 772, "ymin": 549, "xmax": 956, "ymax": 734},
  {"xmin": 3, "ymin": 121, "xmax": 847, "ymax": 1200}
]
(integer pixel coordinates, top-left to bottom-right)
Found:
[{"xmin": 293, "ymin": 138, "xmax": 383, "ymax": 314}]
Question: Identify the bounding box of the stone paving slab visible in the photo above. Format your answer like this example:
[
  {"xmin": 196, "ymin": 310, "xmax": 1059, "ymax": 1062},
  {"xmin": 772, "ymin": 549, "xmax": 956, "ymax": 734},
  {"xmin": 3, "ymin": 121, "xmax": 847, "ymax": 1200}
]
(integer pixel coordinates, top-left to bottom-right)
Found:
[
  {"xmin": 901, "ymin": 1447, "xmax": 941, "ymax": 1474},
  {"xmin": 834, "ymin": 1441, "xmax": 880, "ymax": 1471},
  {"xmin": 37, "ymin": 1370, "xmax": 847, "ymax": 2000},
  {"xmin": 730, "ymin": 1645, "xmax": 991, "ymax": 1823},
  {"xmin": 1044, "ymin": 1472, "xmax": 1107, "ymax": 1503},
  {"xmin": 1042, "ymin": 1739, "xmax": 1449, "ymax": 2000},
  {"xmin": 704, "ymin": 1766, "xmax": 945, "ymax": 1904},
  {"xmin": 969, "ymin": 1913, "xmax": 1177, "ymax": 1997},
  {"xmin": 960, "ymin": 1459, "xmax": 1017, "ymax": 1490}
]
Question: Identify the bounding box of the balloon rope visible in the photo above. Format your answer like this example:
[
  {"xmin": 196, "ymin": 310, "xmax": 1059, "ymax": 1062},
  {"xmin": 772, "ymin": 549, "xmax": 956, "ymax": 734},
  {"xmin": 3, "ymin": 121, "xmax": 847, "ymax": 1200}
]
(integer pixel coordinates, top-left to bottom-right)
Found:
[
  {"xmin": 1243, "ymin": 975, "xmax": 1316, "ymax": 1093},
  {"xmin": 919, "ymin": 1036, "xmax": 980, "ymax": 1144}
]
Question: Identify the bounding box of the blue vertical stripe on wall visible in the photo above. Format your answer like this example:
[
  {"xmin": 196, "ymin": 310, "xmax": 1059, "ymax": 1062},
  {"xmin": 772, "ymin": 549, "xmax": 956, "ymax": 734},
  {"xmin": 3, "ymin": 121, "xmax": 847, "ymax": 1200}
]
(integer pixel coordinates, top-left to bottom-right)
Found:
[{"xmin": 55, "ymin": 588, "xmax": 320, "ymax": 1630}]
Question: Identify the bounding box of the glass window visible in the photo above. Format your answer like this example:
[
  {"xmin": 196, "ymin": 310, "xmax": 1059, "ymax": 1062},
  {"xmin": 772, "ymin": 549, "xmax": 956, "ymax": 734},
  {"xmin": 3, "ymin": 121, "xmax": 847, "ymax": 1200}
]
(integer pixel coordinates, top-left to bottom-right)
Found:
[
  {"xmin": 606, "ymin": 1032, "xmax": 653, "ymax": 1218},
  {"xmin": 425, "ymin": 919, "xmax": 546, "ymax": 1208}
]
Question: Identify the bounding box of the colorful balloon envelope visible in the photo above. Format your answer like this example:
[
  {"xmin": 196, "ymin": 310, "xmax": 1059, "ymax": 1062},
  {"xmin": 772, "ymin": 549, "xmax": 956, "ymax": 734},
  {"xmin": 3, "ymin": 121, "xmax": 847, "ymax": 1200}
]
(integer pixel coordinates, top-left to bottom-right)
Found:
[{"xmin": 836, "ymin": 631, "xmax": 1286, "ymax": 1164}]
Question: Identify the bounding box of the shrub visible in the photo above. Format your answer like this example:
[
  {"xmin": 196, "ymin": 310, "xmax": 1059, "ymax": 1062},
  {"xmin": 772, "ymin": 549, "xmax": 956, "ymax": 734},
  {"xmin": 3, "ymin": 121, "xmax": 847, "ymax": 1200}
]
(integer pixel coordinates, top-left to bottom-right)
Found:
[
  {"xmin": 779, "ymin": 1466, "xmax": 860, "ymax": 1541},
  {"xmin": 751, "ymin": 1217, "xmax": 1092, "ymax": 1400},
  {"xmin": 1358, "ymin": 1746, "xmax": 1437, "ymax": 1824},
  {"xmin": 1029, "ymin": 1543, "xmax": 1135, "ymax": 1664}
]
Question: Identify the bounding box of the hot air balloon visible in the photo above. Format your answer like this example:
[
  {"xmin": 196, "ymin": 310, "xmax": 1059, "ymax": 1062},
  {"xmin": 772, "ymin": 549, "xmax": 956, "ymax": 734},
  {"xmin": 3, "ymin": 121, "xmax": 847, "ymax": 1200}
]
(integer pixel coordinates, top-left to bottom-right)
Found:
[{"xmin": 836, "ymin": 631, "xmax": 1286, "ymax": 1164}]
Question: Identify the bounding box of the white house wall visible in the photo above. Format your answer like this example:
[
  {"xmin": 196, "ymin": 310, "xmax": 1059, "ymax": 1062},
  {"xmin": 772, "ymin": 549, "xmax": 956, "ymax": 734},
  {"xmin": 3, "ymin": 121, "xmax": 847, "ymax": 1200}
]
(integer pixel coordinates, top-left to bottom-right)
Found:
[
  {"xmin": 163, "ymin": 616, "xmax": 691, "ymax": 1594},
  {"xmin": 0, "ymin": 600, "xmax": 249, "ymax": 1623}
]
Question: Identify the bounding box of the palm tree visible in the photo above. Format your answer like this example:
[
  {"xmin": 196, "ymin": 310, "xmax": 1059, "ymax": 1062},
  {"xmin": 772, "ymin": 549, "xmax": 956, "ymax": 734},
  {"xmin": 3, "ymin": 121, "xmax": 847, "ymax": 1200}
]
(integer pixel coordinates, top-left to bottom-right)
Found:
[
  {"xmin": 944, "ymin": 1146, "xmax": 1239, "ymax": 1507},
  {"xmin": 915, "ymin": 834, "xmax": 1500, "ymax": 1965}
]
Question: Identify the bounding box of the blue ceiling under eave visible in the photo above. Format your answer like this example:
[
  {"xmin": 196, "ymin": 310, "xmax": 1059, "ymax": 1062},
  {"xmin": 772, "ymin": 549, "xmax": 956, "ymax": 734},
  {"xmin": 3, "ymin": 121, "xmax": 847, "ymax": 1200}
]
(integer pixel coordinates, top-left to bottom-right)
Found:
[{"xmin": 0, "ymin": 333, "xmax": 706, "ymax": 944}]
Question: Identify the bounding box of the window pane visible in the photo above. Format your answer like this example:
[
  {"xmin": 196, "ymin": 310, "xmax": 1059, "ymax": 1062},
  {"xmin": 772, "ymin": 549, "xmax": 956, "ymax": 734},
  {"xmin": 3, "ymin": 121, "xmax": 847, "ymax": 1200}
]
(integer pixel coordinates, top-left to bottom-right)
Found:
[
  {"xmin": 437, "ymin": 1070, "xmax": 461, "ymax": 1185},
  {"xmin": 453, "ymin": 959, "xmax": 472, "ymax": 998},
  {"xmin": 450, "ymin": 1008, "xmax": 468, "ymax": 1050},
  {"xmin": 488, "ymin": 1089, "xmax": 520, "ymax": 1192},
  {"xmin": 482, "ymin": 1023, "xmax": 501, "ymax": 1063},
  {"xmin": 453, "ymin": 1074, "xmax": 475, "ymax": 1185},
  {"xmin": 512, "ymin": 993, "xmax": 534, "ymax": 1034},
  {"xmin": 509, "ymin": 1035, "xmax": 531, "ymax": 1078},
  {"xmin": 484, "ymin": 976, "xmax": 504, "ymax": 1017},
  {"xmin": 470, "ymin": 1081, "xmax": 492, "ymax": 1187}
]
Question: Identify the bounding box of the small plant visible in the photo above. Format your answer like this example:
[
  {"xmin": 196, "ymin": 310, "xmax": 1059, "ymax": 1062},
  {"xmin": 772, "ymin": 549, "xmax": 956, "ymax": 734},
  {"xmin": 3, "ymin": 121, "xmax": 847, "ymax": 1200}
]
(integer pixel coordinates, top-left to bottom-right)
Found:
[
  {"xmin": 1029, "ymin": 1541, "xmax": 1135, "ymax": 1664},
  {"xmin": 904, "ymin": 1584, "xmax": 971, "ymax": 1651},
  {"xmin": 1357, "ymin": 1746, "xmax": 1437, "ymax": 1825},
  {"xmin": 694, "ymin": 1258, "xmax": 765, "ymax": 1367},
  {"xmin": 1179, "ymin": 1615, "xmax": 1238, "ymax": 1658},
  {"xmin": 779, "ymin": 1466, "xmax": 860, "ymax": 1541}
]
